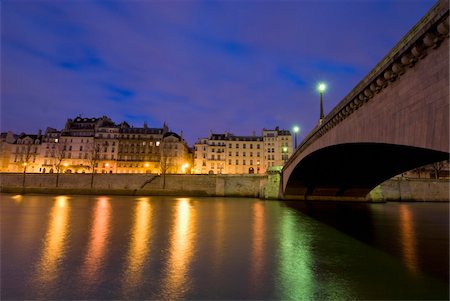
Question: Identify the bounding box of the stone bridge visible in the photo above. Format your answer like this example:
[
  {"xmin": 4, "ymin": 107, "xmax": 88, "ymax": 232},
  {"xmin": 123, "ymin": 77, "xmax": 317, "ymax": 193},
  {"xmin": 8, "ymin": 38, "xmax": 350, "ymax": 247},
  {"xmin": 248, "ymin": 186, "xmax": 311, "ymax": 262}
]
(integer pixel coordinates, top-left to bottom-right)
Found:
[{"xmin": 282, "ymin": 0, "xmax": 449, "ymax": 200}]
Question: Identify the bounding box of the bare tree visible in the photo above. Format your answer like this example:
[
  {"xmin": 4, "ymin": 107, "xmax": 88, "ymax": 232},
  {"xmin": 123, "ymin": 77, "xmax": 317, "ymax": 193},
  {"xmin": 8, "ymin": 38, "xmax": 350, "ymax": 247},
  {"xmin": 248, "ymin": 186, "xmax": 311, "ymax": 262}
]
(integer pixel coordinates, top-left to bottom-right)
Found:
[
  {"xmin": 159, "ymin": 140, "xmax": 173, "ymax": 189},
  {"xmin": 87, "ymin": 140, "xmax": 101, "ymax": 189},
  {"xmin": 18, "ymin": 143, "xmax": 35, "ymax": 189},
  {"xmin": 431, "ymin": 160, "xmax": 448, "ymax": 179},
  {"xmin": 53, "ymin": 139, "xmax": 68, "ymax": 187}
]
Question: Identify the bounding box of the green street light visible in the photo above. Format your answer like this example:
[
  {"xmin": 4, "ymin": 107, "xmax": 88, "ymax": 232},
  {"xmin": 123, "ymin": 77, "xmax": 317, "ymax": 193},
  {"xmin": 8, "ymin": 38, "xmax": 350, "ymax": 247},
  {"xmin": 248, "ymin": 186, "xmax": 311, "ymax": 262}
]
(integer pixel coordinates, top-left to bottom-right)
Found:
[
  {"xmin": 317, "ymin": 82, "xmax": 327, "ymax": 124},
  {"xmin": 293, "ymin": 126, "xmax": 300, "ymax": 149}
]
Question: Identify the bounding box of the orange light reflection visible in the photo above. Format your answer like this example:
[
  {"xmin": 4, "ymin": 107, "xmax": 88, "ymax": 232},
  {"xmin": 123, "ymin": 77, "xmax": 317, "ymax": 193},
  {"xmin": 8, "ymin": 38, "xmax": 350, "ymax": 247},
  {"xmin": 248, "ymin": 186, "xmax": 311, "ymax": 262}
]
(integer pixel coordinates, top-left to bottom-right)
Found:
[
  {"xmin": 35, "ymin": 196, "xmax": 70, "ymax": 289},
  {"xmin": 122, "ymin": 197, "xmax": 152, "ymax": 294},
  {"xmin": 79, "ymin": 197, "xmax": 111, "ymax": 291},
  {"xmin": 399, "ymin": 204, "xmax": 418, "ymax": 274},
  {"xmin": 159, "ymin": 198, "xmax": 196, "ymax": 300},
  {"xmin": 251, "ymin": 201, "xmax": 265, "ymax": 288}
]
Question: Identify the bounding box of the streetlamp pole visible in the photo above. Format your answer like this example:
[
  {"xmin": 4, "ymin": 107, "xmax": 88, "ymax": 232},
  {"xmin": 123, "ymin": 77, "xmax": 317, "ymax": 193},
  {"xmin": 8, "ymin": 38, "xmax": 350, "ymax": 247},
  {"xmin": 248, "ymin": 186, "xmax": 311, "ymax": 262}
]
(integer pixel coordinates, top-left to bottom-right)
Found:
[
  {"xmin": 293, "ymin": 126, "xmax": 299, "ymax": 149},
  {"xmin": 317, "ymin": 82, "xmax": 327, "ymax": 125}
]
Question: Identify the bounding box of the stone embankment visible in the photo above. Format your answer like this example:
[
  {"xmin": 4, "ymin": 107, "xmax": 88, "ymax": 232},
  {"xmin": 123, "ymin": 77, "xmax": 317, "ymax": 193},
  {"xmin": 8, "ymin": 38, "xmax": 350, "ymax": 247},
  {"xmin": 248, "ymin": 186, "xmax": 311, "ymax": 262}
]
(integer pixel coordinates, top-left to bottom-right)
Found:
[
  {"xmin": 0, "ymin": 173, "xmax": 266, "ymax": 198},
  {"xmin": 0, "ymin": 173, "xmax": 448, "ymax": 201}
]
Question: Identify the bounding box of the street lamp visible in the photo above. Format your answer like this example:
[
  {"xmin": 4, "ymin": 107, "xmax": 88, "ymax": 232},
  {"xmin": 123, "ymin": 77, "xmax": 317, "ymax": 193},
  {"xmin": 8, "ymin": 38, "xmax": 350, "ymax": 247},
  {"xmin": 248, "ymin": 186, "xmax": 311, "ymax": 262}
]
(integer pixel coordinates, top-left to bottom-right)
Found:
[
  {"xmin": 317, "ymin": 82, "xmax": 327, "ymax": 124},
  {"xmin": 293, "ymin": 126, "xmax": 300, "ymax": 149}
]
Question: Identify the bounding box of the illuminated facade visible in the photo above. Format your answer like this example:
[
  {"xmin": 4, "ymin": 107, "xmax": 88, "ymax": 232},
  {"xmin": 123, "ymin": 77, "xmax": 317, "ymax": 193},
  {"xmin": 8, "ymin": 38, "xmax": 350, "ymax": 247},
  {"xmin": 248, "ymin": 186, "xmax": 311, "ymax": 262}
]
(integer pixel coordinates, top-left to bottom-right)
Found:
[
  {"xmin": 0, "ymin": 116, "xmax": 191, "ymax": 174},
  {"xmin": 193, "ymin": 127, "xmax": 293, "ymax": 174}
]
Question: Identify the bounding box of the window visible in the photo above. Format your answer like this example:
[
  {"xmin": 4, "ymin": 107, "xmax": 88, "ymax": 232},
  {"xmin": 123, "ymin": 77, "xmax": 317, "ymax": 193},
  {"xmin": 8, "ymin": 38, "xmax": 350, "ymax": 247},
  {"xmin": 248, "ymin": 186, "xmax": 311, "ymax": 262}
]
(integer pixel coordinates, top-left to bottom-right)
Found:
[
  {"xmin": 229, "ymin": 143, "xmax": 232, "ymax": 148},
  {"xmin": 236, "ymin": 151, "xmax": 239, "ymax": 156},
  {"xmin": 250, "ymin": 144, "xmax": 253, "ymax": 149},
  {"xmin": 243, "ymin": 144, "xmax": 246, "ymax": 149},
  {"xmin": 250, "ymin": 152, "xmax": 253, "ymax": 157},
  {"xmin": 236, "ymin": 144, "xmax": 239, "ymax": 148},
  {"xmin": 257, "ymin": 144, "xmax": 260, "ymax": 149},
  {"xmin": 80, "ymin": 146, "xmax": 83, "ymax": 151},
  {"xmin": 229, "ymin": 159, "xmax": 232, "ymax": 165},
  {"xmin": 243, "ymin": 159, "xmax": 246, "ymax": 165},
  {"xmin": 235, "ymin": 159, "xmax": 239, "ymax": 165},
  {"xmin": 243, "ymin": 152, "xmax": 246, "ymax": 156},
  {"xmin": 228, "ymin": 151, "xmax": 232, "ymax": 156}
]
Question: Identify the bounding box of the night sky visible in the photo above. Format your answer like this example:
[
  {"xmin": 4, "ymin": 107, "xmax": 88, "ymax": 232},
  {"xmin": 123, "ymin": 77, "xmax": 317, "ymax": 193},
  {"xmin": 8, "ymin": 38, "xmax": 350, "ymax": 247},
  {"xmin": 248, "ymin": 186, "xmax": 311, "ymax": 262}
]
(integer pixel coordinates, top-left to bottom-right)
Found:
[{"xmin": 1, "ymin": 0, "xmax": 436, "ymax": 145}]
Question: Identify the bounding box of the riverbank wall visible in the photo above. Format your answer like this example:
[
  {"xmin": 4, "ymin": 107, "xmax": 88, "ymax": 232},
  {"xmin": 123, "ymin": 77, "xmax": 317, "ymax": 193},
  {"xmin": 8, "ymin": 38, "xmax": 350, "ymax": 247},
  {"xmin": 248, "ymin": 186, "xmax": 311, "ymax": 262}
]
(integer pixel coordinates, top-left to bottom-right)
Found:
[
  {"xmin": 0, "ymin": 173, "xmax": 448, "ymax": 201},
  {"xmin": 0, "ymin": 173, "xmax": 266, "ymax": 197}
]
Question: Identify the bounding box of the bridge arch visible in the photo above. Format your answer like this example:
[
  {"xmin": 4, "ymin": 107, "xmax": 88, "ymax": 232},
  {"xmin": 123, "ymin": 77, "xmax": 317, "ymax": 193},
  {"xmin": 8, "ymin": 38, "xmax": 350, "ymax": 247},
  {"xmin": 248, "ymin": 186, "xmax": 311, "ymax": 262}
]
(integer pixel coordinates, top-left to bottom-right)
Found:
[{"xmin": 284, "ymin": 143, "xmax": 448, "ymax": 198}]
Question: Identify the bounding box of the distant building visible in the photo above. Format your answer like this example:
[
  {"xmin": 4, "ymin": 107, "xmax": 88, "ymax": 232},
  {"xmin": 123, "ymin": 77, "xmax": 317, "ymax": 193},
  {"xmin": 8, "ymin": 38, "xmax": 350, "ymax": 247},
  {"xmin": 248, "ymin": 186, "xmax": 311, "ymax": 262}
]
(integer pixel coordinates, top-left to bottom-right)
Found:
[{"xmin": 193, "ymin": 127, "xmax": 293, "ymax": 174}]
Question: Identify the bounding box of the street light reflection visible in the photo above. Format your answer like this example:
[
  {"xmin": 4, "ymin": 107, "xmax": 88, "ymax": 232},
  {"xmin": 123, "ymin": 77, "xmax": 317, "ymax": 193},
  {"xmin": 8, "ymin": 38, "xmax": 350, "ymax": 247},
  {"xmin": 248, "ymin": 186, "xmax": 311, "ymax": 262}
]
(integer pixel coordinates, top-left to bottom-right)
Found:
[
  {"xmin": 399, "ymin": 204, "xmax": 418, "ymax": 274},
  {"xmin": 122, "ymin": 197, "xmax": 152, "ymax": 294},
  {"xmin": 79, "ymin": 197, "xmax": 111, "ymax": 292},
  {"xmin": 158, "ymin": 198, "xmax": 196, "ymax": 300},
  {"xmin": 35, "ymin": 196, "xmax": 70, "ymax": 293}
]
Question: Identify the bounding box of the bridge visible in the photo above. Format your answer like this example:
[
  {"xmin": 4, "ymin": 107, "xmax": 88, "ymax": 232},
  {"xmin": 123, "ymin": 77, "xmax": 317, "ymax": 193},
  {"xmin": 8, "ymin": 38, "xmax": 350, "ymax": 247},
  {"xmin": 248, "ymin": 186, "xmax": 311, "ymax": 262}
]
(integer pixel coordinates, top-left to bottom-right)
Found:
[{"xmin": 281, "ymin": 0, "xmax": 449, "ymax": 200}]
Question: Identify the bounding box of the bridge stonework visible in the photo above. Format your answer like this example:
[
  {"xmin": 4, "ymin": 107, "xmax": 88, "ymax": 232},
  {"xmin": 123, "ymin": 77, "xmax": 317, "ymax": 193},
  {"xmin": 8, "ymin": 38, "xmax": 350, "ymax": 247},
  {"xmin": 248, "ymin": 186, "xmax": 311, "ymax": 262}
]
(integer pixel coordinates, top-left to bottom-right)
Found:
[{"xmin": 282, "ymin": 0, "xmax": 449, "ymax": 200}]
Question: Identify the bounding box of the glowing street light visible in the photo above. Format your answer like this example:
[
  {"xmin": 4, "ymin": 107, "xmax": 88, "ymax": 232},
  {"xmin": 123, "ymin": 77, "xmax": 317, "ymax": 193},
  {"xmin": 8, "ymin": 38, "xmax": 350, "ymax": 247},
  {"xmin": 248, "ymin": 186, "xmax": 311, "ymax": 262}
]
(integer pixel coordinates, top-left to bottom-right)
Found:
[
  {"xmin": 181, "ymin": 163, "xmax": 190, "ymax": 174},
  {"xmin": 317, "ymin": 82, "xmax": 327, "ymax": 124},
  {"xmin": 292, "ymin": 126, "xmax": 300, "ymax": 149}
]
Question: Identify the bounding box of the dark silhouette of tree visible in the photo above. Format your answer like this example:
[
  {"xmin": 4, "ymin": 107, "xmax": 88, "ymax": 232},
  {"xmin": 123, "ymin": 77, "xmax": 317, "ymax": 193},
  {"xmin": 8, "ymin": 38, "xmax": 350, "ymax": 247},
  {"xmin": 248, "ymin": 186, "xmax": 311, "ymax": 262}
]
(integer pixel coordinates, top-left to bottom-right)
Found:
[
  {"xmin": 159, "ymin": 140, "xmax": 173, "ymax": 189},
  {"xmin": 53, "ymin": 139, "xmax": 68, "ymax": 187},
  {"xmin": 431, "ymin": 160, "xmax": 449, "ymax": 179},
  {"xmin": 87, "ymin": 140, "xmax": 101, "ymax": 189}
]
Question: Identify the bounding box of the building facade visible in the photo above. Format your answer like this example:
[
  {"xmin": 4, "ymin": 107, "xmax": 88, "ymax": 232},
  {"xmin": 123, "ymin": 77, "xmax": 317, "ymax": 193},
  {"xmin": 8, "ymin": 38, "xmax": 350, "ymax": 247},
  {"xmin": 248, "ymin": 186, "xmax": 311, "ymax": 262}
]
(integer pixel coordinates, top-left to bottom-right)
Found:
[
  {"xmin": 193, "ymin": 127, "xmax": 293, "ymax": 174},
  {"xmin": 0, "ymin": 116, "xmax": 192, "ymax": 174}
]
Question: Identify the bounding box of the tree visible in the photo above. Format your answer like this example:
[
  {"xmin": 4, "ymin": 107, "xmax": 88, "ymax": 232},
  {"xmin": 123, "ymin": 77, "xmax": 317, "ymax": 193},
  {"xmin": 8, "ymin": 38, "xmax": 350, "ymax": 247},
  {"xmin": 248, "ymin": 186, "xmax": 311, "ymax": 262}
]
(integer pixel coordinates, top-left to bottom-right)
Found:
[
  {"xmin": 87, "ymin": 140, "xmax": 101, "ymax": 189},
  {"xmin": 159, "ymin": 140, "xmax": 173, "ymax": 189},
  {"xmin": 431, "ymin": 160, "xmax": 449, "ymax": 179},
  {"xmin": 19, "ymin": 143, "xmax": 34, "ymax": 189},
  {"xmin": 16, "ymin": 139, "xmax": 37, "ymax": 188},
  {"xmin": 53, "ymin": 139, "xmax": 68, "ymax": 187}
]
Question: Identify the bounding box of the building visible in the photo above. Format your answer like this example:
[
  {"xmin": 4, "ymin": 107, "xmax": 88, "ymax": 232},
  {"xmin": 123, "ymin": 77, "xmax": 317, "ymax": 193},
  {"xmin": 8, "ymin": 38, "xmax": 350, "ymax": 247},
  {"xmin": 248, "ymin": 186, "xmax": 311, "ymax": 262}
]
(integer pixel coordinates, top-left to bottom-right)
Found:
[
  {"xmin": 5, "ymin": 131, "xmax": 42, "ymax": 173},
  {"xmin": 0, "ymin": 115, "xmax": 192, "ymax": 175},
  {"xmin": 193, "ymin": 127, "xmax": 293, "ymax": 174}
]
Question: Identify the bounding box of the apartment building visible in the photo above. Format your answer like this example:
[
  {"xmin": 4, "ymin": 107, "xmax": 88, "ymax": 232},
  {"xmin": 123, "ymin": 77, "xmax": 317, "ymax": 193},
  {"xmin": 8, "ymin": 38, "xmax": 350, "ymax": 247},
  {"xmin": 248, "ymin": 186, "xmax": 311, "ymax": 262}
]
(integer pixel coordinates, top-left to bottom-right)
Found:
[
  {"xmin": 0, "ymin": 116, "xmax": 191, "ymax": 174},
  {"xmin": 193, "ymin": 127, "xmax": 293, "ymax": 174}
]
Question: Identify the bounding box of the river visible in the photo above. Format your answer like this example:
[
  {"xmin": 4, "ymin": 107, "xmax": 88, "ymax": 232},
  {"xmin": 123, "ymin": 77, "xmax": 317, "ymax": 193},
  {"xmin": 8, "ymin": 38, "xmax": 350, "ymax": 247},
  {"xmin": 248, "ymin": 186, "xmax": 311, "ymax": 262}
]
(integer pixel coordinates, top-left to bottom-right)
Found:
[{"xmin": 1, "ymin": 194, "xmax": 448, "ymax": 300}]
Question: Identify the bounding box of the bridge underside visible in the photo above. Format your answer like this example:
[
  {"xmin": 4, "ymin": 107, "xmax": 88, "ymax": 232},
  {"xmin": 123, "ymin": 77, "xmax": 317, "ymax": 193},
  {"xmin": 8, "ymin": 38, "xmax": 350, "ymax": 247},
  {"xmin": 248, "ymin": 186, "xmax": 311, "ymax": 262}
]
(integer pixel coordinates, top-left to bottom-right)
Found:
[{"xmin": 283, "ymin": 143, "xmax": 448, "ymax": 200}]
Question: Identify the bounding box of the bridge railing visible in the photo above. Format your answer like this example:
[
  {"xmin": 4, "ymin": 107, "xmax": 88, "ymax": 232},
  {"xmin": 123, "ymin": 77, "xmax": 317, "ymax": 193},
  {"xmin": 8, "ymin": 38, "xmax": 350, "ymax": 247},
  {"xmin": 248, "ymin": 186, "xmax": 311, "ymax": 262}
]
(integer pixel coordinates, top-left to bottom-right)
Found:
[{"xmin": 283, "ymin": 0, "xmax": 449, "ymax": 171}]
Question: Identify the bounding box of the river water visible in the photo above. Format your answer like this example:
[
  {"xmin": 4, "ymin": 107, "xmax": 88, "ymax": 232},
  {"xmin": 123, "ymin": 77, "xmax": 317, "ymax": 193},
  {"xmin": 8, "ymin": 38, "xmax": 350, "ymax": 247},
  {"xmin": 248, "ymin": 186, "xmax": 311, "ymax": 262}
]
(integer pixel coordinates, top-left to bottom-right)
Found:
[{"xmin": 1, "ymin": 194, "xmax": 448, "ymax": 300}]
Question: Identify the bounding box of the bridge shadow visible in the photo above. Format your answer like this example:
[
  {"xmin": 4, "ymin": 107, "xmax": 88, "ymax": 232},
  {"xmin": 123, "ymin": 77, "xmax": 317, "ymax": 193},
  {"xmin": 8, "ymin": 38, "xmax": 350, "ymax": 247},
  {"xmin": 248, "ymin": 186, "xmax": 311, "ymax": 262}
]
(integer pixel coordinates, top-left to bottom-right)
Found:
[
  {"xmin": 282, "ymin": 200, "xmax": 449, "ymax": 283},
  {"xmin": 284, "ymin": 143, "xmax": 448, "ymax": 198}
]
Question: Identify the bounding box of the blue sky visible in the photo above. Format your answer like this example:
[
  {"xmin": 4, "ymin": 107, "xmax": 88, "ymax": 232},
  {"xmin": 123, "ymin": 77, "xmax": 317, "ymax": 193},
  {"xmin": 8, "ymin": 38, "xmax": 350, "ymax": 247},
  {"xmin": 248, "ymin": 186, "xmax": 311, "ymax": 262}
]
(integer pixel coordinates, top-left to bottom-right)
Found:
[{"xmin": 1, "ymin": 0, "xmax": 436, "ymax": 145}]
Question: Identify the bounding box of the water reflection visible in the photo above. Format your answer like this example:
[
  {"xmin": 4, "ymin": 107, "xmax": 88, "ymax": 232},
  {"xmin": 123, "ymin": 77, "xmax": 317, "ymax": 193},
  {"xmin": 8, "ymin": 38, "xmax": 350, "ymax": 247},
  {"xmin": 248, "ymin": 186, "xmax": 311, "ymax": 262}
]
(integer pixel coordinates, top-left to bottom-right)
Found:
[
  {"xmin": 34, "ymin": 196, "xmax": 70, "ymax": 293},
  {"xmin": 399, "ymin": 204, "xmax": 418, "ymax": 274},
  {"xmin": 250, "ymin": 201, "xmax": 265, "ymax": 291},
  {"xmin": 212, "ymin": 202, "xmax": 225, "ymax": 273},
  {"xmin": 278, "ymin": 210, "xmax": 313, "ymax": 300},
  {"xmin": 158, "ymin": 198, "xmax": 196, "ymax": 300},
  {"xmin": 79, "ymin": 197, "xmax": 111, "ymax": 292},
  {"xmin": 122, "ymin": 197, "xmax": 152, "ymax": 294},
  {"xmin": 11, "ymin": 194, "xmax": 23, "ymax": 202}
]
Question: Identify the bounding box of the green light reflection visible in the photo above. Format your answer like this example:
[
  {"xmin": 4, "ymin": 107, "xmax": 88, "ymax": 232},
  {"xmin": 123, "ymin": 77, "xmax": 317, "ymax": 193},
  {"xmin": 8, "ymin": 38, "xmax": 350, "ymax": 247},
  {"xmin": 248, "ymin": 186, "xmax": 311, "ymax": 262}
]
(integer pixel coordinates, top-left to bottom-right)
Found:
[{"xmin": 277, "ymin": 210, "xmax": 314, "ymax": 300}]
